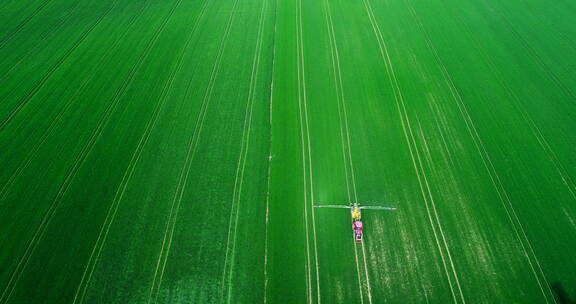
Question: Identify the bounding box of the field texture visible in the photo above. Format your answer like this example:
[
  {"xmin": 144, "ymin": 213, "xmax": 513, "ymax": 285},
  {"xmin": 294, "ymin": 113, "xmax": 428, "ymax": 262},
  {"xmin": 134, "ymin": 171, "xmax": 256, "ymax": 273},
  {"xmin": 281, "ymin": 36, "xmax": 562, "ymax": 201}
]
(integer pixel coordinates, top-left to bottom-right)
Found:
[{"xmin": 1, "ymin": 0, "xmax": 575, "ymax": 302}]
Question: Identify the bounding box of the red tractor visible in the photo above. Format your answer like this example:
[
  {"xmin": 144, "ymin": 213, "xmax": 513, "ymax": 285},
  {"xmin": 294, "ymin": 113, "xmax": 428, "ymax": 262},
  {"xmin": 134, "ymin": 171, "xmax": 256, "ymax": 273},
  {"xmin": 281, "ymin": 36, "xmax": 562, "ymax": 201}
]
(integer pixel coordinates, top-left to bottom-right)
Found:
[
  {"xmin": 314, "ymin": 202, "xmax": 395, "ymax": 243},
  {"xmin": 353, "ymin": 220, "xmax": 363, "ymax": 242}
]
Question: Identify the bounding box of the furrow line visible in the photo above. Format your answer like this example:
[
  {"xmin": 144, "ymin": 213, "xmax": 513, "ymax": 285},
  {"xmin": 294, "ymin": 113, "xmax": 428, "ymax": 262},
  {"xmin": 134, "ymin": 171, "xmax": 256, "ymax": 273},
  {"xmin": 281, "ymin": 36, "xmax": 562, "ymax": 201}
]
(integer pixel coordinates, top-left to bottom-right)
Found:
[
  {"xmin": 297, "ymin": 0, "xmax": 321, "ymax": 301},
  {"xmin": 0, "ymin": 0, "xmax": 118, "ymax": 131},
  {"xmin": 321, "ymin": 0, "xmax": 365, "ymax": 302},
  {"xmin": 264, "ymin": 0, "xmax": 278, "ymax": 300},
  {"xmin": 403, "ymin": 1, "xmax": 557, "ymax": 302},
  {"xmin": 359, "ymin": 242, "xmax": 373, "ymax": 303},
  {"xmin": 451, "ymin": 90, "xmax": 553, "ymax": 304},
  {"xmin": 453, "ymin": 7, "xmax": 563, "ymax": 302},
  {"xmin": 219, "ymin": 0, "xmax": 268, "ymax": 301},
  {"xmin": 71, "ymin": 0, "xmax": 209, "ymax": 302},
  {"xmin": 427, "ymin": 98, "xmax": 457, "ymax": 170},
  {"xmin": 0, "ymin": 0, "xmax": 183, "ymax": 301},
  {"xmin": 295, "ymin": 0, "xmax": 322, "ymax": 300},
  {"xmin": 294, "ymin": 0, "xmax": 313, "ymax": 301},
  {"xmin": 479, "ymin": 0, "xmax": 576, "ymax": 101},
  {"xmin": 0, "ymin": 0, "xmax": 53, "ymax": 49},
  {"xmin": 0, "ymin": 0, "xmax": 151, "ymax": 206},
  {"xmin": 471, "ymin": 32, "xmax": 576, "ymax": 201},
  {"xmin": 147, "ymin": 0, "xmax": 240, "ymax": 301},
  {"xmin": 481, "ymin": 41, "xmax": 576, "ymax": 202},
  {"xmin": 359, "ymin": 0, "xmax": 465, "ymax": 302},
  {"xmin": 412, "ymin": 114, "xmax": 464, "ymax": 303},
  {"xmin": 263, "ymin": 150, "xmax": 272, "ymax": 304},
  {"xmin": 0, "ymin": 0, "xmax": 85, "ymax": 84}
]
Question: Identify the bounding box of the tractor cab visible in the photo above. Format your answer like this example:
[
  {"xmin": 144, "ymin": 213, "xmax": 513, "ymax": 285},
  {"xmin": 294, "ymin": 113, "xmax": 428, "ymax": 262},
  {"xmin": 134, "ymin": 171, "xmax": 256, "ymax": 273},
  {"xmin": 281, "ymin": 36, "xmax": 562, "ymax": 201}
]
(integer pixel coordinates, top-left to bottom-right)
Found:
[{"xmin": 353, "ymin": 220, "xmax": 363, "ymax": 242}]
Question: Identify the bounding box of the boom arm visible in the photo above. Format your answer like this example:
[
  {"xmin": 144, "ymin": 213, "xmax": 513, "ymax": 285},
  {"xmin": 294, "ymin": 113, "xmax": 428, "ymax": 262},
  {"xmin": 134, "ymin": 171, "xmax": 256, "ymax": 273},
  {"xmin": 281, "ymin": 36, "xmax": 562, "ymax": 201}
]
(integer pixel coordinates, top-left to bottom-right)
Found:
[
  {"xmin": 313, "ymin": 204, "xmax": 351, "ymax": 209},
  {"xmin": 313, "ymin": 203, "xmax": 396, "ymax": 210},
  {"xmin": 359, "ymin": 206, "xmax": 396, "ymax": 210}
]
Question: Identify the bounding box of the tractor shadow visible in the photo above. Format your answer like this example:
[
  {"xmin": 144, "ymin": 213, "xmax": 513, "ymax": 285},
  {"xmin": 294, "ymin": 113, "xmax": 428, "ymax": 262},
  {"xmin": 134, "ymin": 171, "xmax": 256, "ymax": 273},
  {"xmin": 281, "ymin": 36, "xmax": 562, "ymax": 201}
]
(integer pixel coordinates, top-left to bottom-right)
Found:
[{"xmin": 551, "ymin": 282, "xmax": 576, "ymax": 304}]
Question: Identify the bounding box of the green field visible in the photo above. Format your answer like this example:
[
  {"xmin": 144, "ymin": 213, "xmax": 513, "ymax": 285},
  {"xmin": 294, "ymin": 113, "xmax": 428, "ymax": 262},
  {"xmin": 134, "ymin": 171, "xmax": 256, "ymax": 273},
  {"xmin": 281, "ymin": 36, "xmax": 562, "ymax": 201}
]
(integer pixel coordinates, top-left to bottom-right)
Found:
[{"xmin": 1, "ymin": 0, "xmax": 576, "ymax": 302}]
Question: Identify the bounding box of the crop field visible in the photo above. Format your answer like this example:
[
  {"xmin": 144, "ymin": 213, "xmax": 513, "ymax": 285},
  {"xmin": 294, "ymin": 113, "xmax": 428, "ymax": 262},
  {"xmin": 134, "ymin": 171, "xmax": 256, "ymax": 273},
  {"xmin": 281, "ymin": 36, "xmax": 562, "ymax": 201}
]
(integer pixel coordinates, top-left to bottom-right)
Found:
[{"xmin": 1, "ymin": 0, "xmax": 576, "ymax": 302}]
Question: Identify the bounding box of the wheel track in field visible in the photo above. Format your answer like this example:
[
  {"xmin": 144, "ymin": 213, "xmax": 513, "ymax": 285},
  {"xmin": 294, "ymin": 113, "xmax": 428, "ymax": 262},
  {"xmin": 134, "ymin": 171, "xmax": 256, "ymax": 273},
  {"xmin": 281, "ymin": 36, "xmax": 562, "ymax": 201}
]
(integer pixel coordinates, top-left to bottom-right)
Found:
[
  {"xmin": 263, "ymin": 0, "xmax": 278, "ymax": 300},
  {"xmin": 295, "ymin": 0, "xmax": 322, "ymax": 301},
  {"xmin": 326, "ymin": 4, "xmax": 373, "ymax": 301},
  {"xmin": 0, "ymin": 0, "xmax": 82, "ymax": 87},
  {"xmin": 0, "ymin": 0, "xmax": 116, "ymax": 132},
  {"xmin": 484, "ymin": 0, "xmax": 576, "ymax": 102},
  {"xmin": 0, "ymin": 0, "xmax": 53, "ymax": 49},
  {"xmin": 426, "ymin": 98, "xmax": 458, "ymax": 171},
  {"xmin": 321, "ymin": 0, "xmax": 367, "ymax": 302},
  {"xmin": 403, "ymin": 0, "xmax": 557, "ymax": 302},
  {"xmin": 0, "ymin": 0, "xmax": 183, "ymax": 301},
  {"xmin": 467, "ymin": 12, "xmax": 576, "ymax": 202},
  {"xmin": 410, "ymin": 0, "xmax": 564, "ymax": 299},
  {"xmin": 218, "ymin": 0, "xmax": 268, "ymax": 301},
  {"xmin": 507, "ymin": 0, "xmax": 576, "ymax": 56},
  {"xmin": 456, "ymin": 0, "xmax": 576, "ymax": 206},
  {"xmin": 462, "ymin": 2, "xmax": 576, "ymax": 203},
  {"xmin": 146, "ymin": 0, "xmax": 240, "ymax": 301},
  {"xmin": 263, "ymin": 142, "xmax": 272, "ymax": 303},
  {"xmin": 0, "ymin": 0, "xmax": 151, "ymax": 207},
  {"xmin": 295, "ymin": 0, "xmax": 313, "ymax": 298},
  {"xmin": 359, "ymin": 0, "xmax": 466, "ymax": 302},
  {"xmin": 0, "ymin": 0, "xmax": 63, "ymax": 50},
  {"xmin": 70, "ymin": 0, "xmax": 210, "ymax": 302}
]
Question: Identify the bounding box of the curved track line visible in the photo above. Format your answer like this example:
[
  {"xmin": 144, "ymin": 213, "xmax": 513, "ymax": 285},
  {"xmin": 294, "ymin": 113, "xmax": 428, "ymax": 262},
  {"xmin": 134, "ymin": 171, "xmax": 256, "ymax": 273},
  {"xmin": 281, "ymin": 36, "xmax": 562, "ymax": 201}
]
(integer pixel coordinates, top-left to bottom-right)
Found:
[
  {"xmin": 411, "ymin": 117, "xmax": 465, "ymax": 303},
  {"xmin": 298, "ymin": 7, "xmax": 322, "ymax": 304},
  {"xmin": 71, "ymin": 1, "xmax": 209, "ymax": 303},
  {"xmin": 294, "ymin": 0, "xmax": 313, "ymax": 301},
  {"xmin": 493, "ymin": 3, "xmax": 576, "ymax": 101},
  {"xmin": 0, "ymin": 0, "xmax": 115, "ymax": 132},
  {"xmin": 219, "ymin": 0, "xmax": 268, "ymax": 301},
  {"xmin": 321, "ymin": 0, "xmax": 365, "ymax": 302},
  {"xmin": 464, "ymin": 14, "xmax": 576, "ymax": 202},
  {"xmin": 473, "ymin": 14, "xmax": 575, "ymax": 299},
  {"xmin": 146, "ymin": 0, "xmax": 240, "ymax": 301},
  {"xmin": 0, "ymin": 0, "xmax": 149, "ymax": 206},
  {"xmin": 0, "ymin": 1, "xmax": 139, "ymax": 301},
  {"xmin": 329, "ymin": 10, "xmax": 374, "ymax": 303},
  {"xmin": 263, "ymin": 152, "xmax": 272, "ymax": 304},
  {"xmin": 403, "ymin": 1, "xmax": 557, "ymax": 302},
  {"xmin": 295, "ymin": 0, "xmax": 322, "ymax": 301},
  {"xmin": 359, "ymin": 242, "xmax": 373, "ymax": 303},
  {"xmin": 263, "ymin": 0, "xmax": 278, "ymax": 301},
  {"xmin": 358, "ymin": 0, "xmax": 466, "ymax": 302},
  {"xmin": 425, "ymin": 98, "xmax": 457, "ymax": 170},
  {"xmin": 0, "ymin": 0, "xmax": 184, "ymax": 301},
  {"xmin": 0, "ymin": 0, "xmax": 53, "ymax": 49},
  {"xmin": 0, "ymin": 0, "xmax": 84, "ymax": 84}
]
